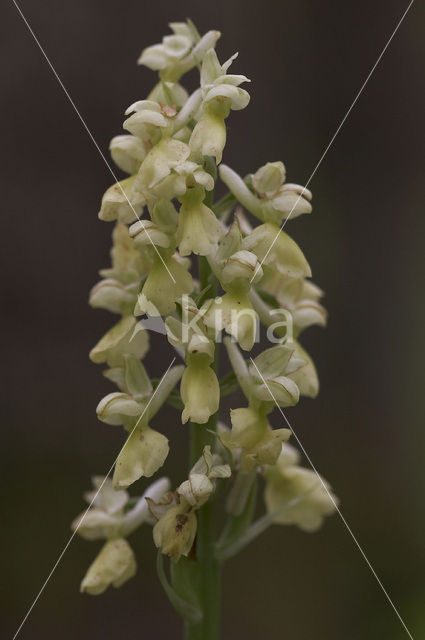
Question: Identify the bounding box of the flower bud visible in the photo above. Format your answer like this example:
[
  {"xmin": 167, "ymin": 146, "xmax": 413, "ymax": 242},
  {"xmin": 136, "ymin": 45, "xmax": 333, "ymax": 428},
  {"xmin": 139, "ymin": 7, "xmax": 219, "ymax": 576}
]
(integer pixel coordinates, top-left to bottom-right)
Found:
[
  {"xmin": 252, "ymin": 162, "xmax": 286, "ymax": 198},
  {"xmin": 252, "ymin": 376, "xmax": 300, "ymax": 407},
  {"xmin": 221, "ymin": 250, "xmax": 263, "ymax": 288},
  {"xmin": 96, "ymin": 392, "xmax": 142, "ymax": 426},
  {"xmin": 129, "ymin": 219, "xmax": 171, "ymax": 249},
  {"xmin": 177, "ymin": 473, "xmax": 215, "ymax": 507},
  {"xmin": 89, "ymin": 279, "xmax": 136, "ymax": 314},
  {"xmin": 109, "ymin": 135, "xmax": 149, "ymax": 175},
  {"xmin": 148, "ymin": 81, "xmax": 188, "ymax": 107}
]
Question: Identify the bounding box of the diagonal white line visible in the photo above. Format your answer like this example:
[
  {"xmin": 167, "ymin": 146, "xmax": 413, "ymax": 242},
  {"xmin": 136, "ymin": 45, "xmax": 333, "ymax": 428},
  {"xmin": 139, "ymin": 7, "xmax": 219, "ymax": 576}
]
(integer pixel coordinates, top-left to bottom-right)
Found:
[
  {"xmin": 250, "ymin": 0, "xmax": 415, "ymax": 283},
  {"xmin": 249, "ymin": 357, "xmax": 414, "ymax": 639},
  {"xmin": 12, "ymin": 357, "xmax": 176, "ymax": 640},
  {"xmin": 11, "ymin": 0, "xmax": 176, "ymax": 283}
]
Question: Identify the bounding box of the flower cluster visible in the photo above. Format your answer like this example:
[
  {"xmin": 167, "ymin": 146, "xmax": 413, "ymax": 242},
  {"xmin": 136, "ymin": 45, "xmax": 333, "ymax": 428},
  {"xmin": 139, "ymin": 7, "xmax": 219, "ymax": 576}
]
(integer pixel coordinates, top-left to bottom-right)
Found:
[{"xmin": 73, "ymin": 19, "xmax": 337, "ymax": 605}]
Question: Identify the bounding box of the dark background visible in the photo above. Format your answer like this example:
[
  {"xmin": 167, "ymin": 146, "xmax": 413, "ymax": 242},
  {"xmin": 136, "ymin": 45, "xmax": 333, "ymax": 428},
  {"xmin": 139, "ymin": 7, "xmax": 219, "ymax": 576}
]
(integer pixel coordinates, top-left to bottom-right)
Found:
[{"xmin": 2, "ymin": 1, "xmax": 425, "ymax": 638}]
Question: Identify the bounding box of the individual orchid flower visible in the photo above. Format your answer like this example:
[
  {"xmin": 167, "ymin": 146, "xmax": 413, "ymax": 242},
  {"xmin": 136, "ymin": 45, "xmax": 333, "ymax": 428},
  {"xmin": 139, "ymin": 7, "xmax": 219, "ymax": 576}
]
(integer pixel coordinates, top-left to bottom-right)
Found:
[
  {"xmin": 257, "ymin": 271, "xmax": 327, "ymax": 335},
  {"xmin": 177, "ymin": 184, "xmax": 222, "ymax": 256},
  {"xmin": 89, "ymin": 223, "xmax": 149, "ymax": 314},
  {"xmin": 202, "ymin": 220, "xmax": 264, "ymax": 351},
  {"xmin": 89, "ymin": 315, "xmax": 149, "ymax": 368},
  {"xmin": 219, "ymin": 162, "xmax": 312, "ymax": 225},
  {"xmin": 211, "ymin": 218, "xmax": 264, "ymax": 291},
  {"xmin": 73, "ymin": 477, "xmax": 169, "ymax": 594},
  {"xmin": 177, "ymin": 445, "xmax": 231, "ymax": 507},
  {"xmin": 180, "ymin": 359, "xmax": 220, "ymax": 424},
  {"xmin": 98, "ymin": 176, "xmax": 145, "ymax": 224},
  {"xmin": 123, "ymin": 90, "xmax": 202, "ymax": 147},
  {"xmin": 134, "ymin": 251, "xmax": 194, "ymax": 317},
  {"xmin": 204, "ymin": 289, "xmax": 258, "ymax": 352},
  {"xmin": 243, "ymin": 291, "xmax": 321, "ymax": 398},
  {"xmin": 264, "ymin": 443, "xmax": 338, "ymax": 531},
  {"xmin": 133, "ymin": 135, "xmax": 215, "ymax": 203},
  {"xmin": 218, "ymin": 339, "xmax": 304, "ymax": 471},
  {"xmin": 100, "ymin": 222, "xmax": 150, "ymax": 283},
  {"xmin": 147, "ymin": 80, "xmax": 189, "ymax": 108},
  {"xmin": 152, "ymin": 446, "xmax": 230, "ymax": 561},
  {"xmin": 153, "ymin": 501, "xmax": 197, "ymax": 563},
  {"xmin": 96, "ymin": 356, "xmax": 184, "ymax": 487},
  {"xmin": 140, "ymin": 156, "xmax": 214, "ymax": 203},
  {"xmin": 242, "ymin": 221, "xmax": 311, "ymax": 279},
  {"xmin": 190, "ymin": 49, "xmax": 250, "ymax": 163},
  {"xmin": 165, "ymin": 296, "xmax": 220, "ymax": 424},
  {"xmin": 133, "ymin": 137, "xmax": 191, "ymax": 199},
  {"xmin": 221, "ymin": 407, "xmax": 291, "ymax": 473},
  {"xmin": 138, "ymin": 21, "xmax": 221, "ymax": 82},
  {"xmin": 79, "ymin": 538, "xmax": 136, "ymax": 596}
]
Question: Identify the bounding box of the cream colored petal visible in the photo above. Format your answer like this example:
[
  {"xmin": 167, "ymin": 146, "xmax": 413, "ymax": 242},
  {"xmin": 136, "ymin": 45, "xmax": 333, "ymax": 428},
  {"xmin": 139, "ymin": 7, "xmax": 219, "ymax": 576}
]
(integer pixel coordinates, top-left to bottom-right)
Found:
[
  {"xmin": 80, "ymin": 539, "xmax": 136, "ymax": 595},
  {"xmin": 113, "ymin": 425, "xmax": 169, "ymax": 488}
]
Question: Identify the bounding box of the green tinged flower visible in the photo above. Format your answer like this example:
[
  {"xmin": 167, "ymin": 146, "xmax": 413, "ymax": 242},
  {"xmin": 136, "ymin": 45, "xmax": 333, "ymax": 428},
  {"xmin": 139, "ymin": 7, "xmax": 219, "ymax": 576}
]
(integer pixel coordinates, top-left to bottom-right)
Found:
[
  {"xmin": 89, "ymin": 315, "xmax": 149, "ymax": 367},
  {"xmin": 180, "ymin": 360, "xmax": 219, "ymax": 424},
  {"xmin": 205, "ymin": 290, "xmax": 258, "ymax": 352},
  {"xmin": 259, "ymin": 271, "xmax": 327, "ymax": 335},
  {"xmin": 242, "ymin": 222, "xmax": 311, "ymax": 279},
  {"xmin": 98, "ymin": 176, "xmax": 145, "ymax": 224},
  {"xmin": 219, "ymin": 162, "xmax": 312, "ymax": 225},
  {"xmin": 190, "ymin": 50, "xmax": 250, "ymax": 163},
  {"xmin": 138, "ymin": 22, "xmax": 221, "ymax": 82},
  {"xmin": 80, "ymin": 538, "xmax": 137, "ymax": 595},
  {"xmin": 153, "ymin": 446, "xmax": 230, "ymax": 561},
  {"xmin": 221, "ymin": 407, "xmax": 290, "ymax": 472},
  {"xmin": 178, "ymin": 445, "xmax": 231, "ymax": 506},
  {"xmin": 165, "ymin": 296, "xmax": 219, "ymax": 424},
  {"xmin": 177, "ymin": 184, "xmax": 222, "ymax": 256},
  {"xmin": 134, "ymin": 253, "xmax": 194, "ymax": 317},
  {"xmin": 109, "ymin": 135, "xmax": 150, "ymax": 175},
  {"xmin": 153, "ymin": 503, "xmax": 197, "ymax": 563},
  {"xmin": 95, "ymin": 357, "xmax": 184, "ymax": 487},
  {"xmin": 89, "ymin": 222, "xmax": 149, "ymax": 314},
  {"xmin": 73, "ymin": 477, "xmax": 170, "ymax": 594},
  {"xmin": 264, "ymin": 443, "xmax": 338, "ymax": 531}
]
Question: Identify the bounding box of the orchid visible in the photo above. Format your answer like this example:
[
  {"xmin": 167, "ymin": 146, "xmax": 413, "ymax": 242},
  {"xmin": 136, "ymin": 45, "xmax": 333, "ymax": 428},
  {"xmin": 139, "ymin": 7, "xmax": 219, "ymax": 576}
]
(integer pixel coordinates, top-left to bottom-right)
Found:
[{"xmin": 73, "ymin": 19, "xmax": 337, "ymax": 640}]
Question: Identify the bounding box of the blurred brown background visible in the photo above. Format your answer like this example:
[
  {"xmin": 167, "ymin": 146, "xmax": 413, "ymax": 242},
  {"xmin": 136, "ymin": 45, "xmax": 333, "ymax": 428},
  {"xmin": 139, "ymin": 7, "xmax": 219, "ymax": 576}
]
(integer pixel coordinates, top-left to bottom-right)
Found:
[{"xmin": 2, "ymin": 0, "xmax": 425, "ymax": 638}]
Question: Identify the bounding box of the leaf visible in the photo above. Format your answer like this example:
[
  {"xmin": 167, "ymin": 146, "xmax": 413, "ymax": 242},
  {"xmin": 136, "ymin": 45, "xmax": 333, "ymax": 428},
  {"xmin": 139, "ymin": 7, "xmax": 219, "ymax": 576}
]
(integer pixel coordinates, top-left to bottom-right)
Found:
[
  {"xmin": 156, "ymin": 551, "xmax": 203, "ymax": 625},
  {"xmin": 170, "ymin": 556, "xmax": 202, "ymax": 612}
]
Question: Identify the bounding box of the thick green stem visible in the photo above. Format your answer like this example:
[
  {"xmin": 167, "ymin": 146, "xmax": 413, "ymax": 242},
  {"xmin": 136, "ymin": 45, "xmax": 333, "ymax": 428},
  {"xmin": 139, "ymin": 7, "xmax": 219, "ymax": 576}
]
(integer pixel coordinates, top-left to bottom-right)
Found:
[
  {"xmin": 187, "ymin": 415, "xmax": 221, "ymax": 640},
  {"xmin": 186, "ymin": 249, "xmax": 221, "ymax": 640}
]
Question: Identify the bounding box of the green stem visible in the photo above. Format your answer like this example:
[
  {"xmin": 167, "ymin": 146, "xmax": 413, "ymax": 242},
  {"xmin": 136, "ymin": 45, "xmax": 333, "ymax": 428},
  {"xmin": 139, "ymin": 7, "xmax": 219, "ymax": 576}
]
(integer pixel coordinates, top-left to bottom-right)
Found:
[{"xmin": 186, "ymin": 248, "xmax": 221, "ymax": 640}]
